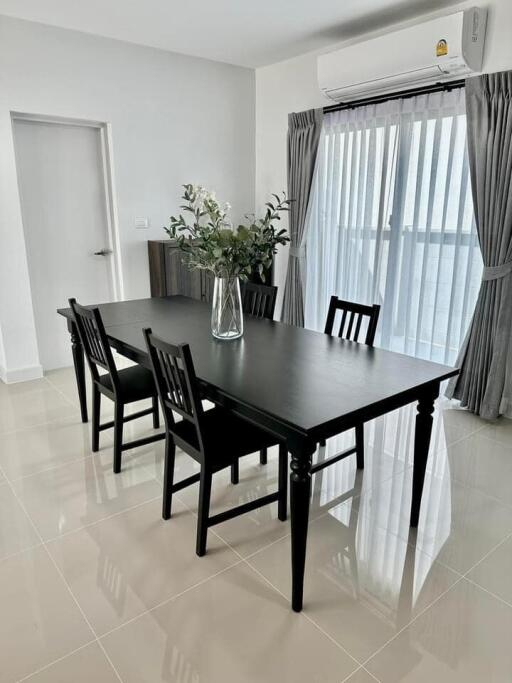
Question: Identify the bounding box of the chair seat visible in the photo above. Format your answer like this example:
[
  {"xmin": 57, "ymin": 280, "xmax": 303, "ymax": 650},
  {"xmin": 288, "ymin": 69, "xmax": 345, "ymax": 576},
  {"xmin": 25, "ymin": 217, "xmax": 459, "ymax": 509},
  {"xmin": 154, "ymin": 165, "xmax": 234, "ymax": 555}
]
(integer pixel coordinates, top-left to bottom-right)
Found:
[
  {"xmin": 98, "ymin": 364, "xmax": 157, "ymax": 403},
  {"xmin": 172, "ymin": 406, "xmax": 280, "ymax": 469}
]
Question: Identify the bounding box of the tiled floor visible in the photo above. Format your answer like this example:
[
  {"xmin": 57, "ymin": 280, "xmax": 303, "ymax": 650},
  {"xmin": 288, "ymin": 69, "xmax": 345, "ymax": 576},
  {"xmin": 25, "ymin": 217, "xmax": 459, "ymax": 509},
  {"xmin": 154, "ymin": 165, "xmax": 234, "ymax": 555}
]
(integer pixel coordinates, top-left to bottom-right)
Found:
[{"xmin": 1, "ymin": 367, "xmax": 512, "ymax": 682}]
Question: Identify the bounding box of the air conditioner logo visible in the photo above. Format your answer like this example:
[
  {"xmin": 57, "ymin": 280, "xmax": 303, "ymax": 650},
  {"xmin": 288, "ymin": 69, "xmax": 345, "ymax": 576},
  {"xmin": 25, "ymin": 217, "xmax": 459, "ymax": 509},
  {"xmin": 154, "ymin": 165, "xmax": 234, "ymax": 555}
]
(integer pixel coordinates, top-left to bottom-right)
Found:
[{"xmin": 436, "ymin": 39, "xmax": 448, "ymax": 57}]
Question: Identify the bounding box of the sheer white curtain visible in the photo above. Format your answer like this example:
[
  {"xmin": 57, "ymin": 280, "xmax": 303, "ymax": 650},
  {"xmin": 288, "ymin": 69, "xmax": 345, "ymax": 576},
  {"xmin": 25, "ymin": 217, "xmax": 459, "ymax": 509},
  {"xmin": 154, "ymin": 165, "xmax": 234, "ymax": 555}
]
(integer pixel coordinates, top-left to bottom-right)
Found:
[{"xmin": 304, "ymin": 88, "xmax": 482, "ymax": 364}]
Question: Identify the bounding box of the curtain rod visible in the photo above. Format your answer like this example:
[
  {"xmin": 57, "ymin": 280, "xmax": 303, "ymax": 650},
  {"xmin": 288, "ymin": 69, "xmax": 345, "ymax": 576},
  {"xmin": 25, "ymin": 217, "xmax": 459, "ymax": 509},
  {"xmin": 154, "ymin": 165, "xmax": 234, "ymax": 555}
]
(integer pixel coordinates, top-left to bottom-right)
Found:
[{"xmin": 323, "ymin": 78, "xmax": 466, "ymax": 114}]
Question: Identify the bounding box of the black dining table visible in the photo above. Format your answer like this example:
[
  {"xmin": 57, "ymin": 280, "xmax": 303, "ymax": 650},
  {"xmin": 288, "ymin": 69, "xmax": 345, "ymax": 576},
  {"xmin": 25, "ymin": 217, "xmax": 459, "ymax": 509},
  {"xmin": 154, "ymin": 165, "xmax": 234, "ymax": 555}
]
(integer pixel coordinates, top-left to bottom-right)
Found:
[{"xmin": 58, "ymin": 295, "xmax": 458, "ymax": 612}]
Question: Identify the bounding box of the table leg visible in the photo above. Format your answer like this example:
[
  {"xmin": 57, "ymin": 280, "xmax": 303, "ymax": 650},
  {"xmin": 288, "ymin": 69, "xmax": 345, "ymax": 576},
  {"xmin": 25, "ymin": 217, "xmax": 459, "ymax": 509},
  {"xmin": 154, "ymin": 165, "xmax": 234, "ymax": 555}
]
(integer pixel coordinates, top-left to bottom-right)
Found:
[
  {"xmin": 410, "ymin": 385, "xmax": 439, "ymax": 527},
  {"xmin": 289, "ymin": 438, "xmax": 316, "ymax": 612},
  {"xmin": 70, "ymin": 321, "xmax": 88, "ymax": 423}
]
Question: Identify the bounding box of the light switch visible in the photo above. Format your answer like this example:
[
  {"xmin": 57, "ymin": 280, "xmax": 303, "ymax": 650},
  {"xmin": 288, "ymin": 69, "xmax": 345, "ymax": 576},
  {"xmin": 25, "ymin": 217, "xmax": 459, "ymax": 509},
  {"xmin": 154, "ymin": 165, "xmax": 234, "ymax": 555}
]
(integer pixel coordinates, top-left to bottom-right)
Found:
[{"xmin": 135, "ymin": 217, "xmax": 150, "ymax": 229}]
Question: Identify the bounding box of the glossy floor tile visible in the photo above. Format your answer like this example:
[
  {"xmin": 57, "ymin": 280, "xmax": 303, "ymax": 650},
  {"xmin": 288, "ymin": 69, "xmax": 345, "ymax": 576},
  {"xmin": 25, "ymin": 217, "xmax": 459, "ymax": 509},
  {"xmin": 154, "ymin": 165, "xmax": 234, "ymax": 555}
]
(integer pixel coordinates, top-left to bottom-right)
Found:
[
  {"xmin": 45, "ymin": 367, "xmax": 94, "ymax": 408},
  {"xmin": 22, "ymin": 642, "xmax": 119, "ymax": 683},
  {"xmin": 0, "ymin": 416, "xmax": 93, "ymax": 480},
  {"xmin": 0, "ymin": 483, "xmax": 41, "ymax": 560},
  {"xmin": 466, "ymin": 534, "xmax": 512, "ymax": 606},
  {"xmin": 1, "ymin": 365, "xmax": 511, "ymax": 682},
  {"xmin": 0, "ymin": 376, "xmax": 53, "ymax": 399},
  {"xmin": 11, "ymin": 446, "xmax": 162, "ymax": 540},
  {"xmin": 249, "ymin": 502, "xmax": 459, "ymax": 661},
  {"xmin": 480, "ymin": 416, "xmax": 512, "ymax": 447},
  {"xmin": 46, "ymin": 497, "xmax": 239, "ymax": 634},
  {"xmin": 344, "ymin": 668, "xmax": 380, "ymax": 683},
  {"xmin": 414, "ymin": 480, "xmax": 512, "ymax": 574},
  {"xmin": 101, "ymin": 562, "xmax": 358, "ymax": 683},
  {"xmin": 366, "ymin": 579, "xmax": 512, "ymax": 682},
  {"xmin": 0, "ymin": 545, "xmax": 93, "ymax": 682},
  {"xmin": 350, "ymin": 447, "xmax": 512, "ymax": 575},
  {"xmin": 445, "ymin": 431, "xmax": 512, "ymax": 506},
  {"xmin": 0, "ymin": 380, "xmax": 78, "ymax": 434},
  {"xmin": 428, "ymin": 398, "xmax": 487, "ymax": 447}
]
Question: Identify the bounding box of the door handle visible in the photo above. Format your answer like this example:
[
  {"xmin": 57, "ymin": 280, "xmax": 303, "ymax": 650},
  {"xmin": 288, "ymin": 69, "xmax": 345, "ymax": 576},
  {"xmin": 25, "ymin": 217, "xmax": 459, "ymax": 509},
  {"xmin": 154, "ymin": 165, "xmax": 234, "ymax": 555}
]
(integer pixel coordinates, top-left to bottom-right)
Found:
[{"xmin": 93, "ymin": 249, "xmax": 113, "ymax": 256}]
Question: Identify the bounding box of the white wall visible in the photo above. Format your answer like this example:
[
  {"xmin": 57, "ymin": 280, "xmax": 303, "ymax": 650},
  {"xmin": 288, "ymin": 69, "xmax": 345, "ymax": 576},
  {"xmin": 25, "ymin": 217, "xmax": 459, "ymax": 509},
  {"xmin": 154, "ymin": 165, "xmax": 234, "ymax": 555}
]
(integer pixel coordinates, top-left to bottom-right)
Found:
[
  {"xmin": 255, "ymin": 0, "xmax": 512, "ymax": 318},
  {"xmin": 0, "ymin": 326, "xmax": 6, "ymax": 378},
  {"xmin": 0, "ymin": 16, "xmax": 255, "ymax": 380}
]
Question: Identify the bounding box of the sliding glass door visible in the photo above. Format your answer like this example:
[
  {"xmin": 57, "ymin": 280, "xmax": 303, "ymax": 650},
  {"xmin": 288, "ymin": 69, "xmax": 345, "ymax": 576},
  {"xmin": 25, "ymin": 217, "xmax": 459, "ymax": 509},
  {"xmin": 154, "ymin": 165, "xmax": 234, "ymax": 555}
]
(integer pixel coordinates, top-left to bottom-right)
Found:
[{"xmin": 304, "ymin": 88, "xmax": 482, "ymax": 364}]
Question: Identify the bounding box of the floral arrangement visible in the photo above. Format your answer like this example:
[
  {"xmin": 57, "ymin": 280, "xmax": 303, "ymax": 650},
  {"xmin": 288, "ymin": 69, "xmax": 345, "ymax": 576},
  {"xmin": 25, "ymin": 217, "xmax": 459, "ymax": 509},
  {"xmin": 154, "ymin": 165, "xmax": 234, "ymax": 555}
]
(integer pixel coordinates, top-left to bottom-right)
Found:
[{"xmin": 164, "ymin": 184, "xmax": 291, "ymax": 281}]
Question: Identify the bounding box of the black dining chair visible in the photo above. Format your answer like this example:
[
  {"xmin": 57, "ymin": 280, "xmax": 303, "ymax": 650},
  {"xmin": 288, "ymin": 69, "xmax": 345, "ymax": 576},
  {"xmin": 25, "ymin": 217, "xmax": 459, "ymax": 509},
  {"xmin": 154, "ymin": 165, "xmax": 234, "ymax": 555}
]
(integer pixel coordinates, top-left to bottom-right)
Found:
[
  {"xmin": 143, "ymin": 327, "xmax": 288, "ymax": 556},
  {"xmin": 69, "ymin": 298, "xmax": 163, "ymax": 473},
  {"xmin": 315, "ymin": 296, "xmax": 381, "ymax": 475},
  {"xmin": 241, "ymin": 281, "xmax": 278, "ymax": 320},
  {"xmin": 237, "ymin": 280, "xmax": 279, "ymax": 475}
]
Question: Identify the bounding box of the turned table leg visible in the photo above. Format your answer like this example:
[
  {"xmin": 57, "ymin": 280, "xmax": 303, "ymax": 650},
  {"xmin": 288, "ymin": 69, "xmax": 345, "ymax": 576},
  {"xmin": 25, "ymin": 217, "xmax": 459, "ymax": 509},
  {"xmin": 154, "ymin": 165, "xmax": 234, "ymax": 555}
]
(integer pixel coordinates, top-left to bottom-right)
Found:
[
  {"xmin": 289, "ymin": 437, "xmax": 316, "ymax": 612},
  {"xmin": 410, "ymin": 384, "xmax": 439, "ymax": 527},
  {"xmin": 70, "ymin": 320, "xmax": 88, "ymax": 423}
]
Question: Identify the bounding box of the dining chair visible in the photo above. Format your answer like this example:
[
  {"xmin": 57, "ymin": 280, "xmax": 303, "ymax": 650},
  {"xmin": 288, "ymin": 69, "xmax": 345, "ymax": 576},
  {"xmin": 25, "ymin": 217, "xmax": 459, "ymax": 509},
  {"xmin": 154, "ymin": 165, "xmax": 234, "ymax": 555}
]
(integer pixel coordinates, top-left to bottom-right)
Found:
[
  {"xmin": 241, "ymin": 281, "xmax": 278, "ymax": 320},
  {"xmin": 69, "ymin": 298, "xmax": 163, "ymax": 473},
  {"xmin": 315, "ymin": 296, "xmax": 381, "ymax": 474},
  {"xmin": 238, "ymin": 281, "xmax": 278, "ymax": 473},
  {"xmin": 143, "ymin": 327, "xmax": 288, "ymax": 556}
]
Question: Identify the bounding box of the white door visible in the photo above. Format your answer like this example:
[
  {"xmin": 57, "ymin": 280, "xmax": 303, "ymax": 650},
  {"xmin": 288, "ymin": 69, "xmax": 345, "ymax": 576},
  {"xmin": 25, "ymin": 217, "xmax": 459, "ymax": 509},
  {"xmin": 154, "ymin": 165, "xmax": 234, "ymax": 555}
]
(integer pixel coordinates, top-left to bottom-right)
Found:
[{"xmin": 13, "ymin": 118, "xmax": 116, "ymax": 371}]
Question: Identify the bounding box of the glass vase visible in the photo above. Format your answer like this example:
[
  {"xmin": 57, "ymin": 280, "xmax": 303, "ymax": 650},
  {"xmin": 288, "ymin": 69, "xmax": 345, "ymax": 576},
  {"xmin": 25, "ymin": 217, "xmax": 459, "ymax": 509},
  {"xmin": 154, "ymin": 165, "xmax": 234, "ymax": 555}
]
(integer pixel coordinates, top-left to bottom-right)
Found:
[{"xmin": 211, "ymin": 277, "xmax": 243, "ymax": 340}]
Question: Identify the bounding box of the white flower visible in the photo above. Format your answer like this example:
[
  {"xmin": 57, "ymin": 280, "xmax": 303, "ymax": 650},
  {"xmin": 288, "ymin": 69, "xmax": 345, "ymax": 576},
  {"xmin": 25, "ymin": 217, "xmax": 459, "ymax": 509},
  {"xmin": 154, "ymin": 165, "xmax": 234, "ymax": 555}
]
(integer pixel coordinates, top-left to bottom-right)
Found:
[{"xmin": 188, "ymin": 185, "xmax": 233, "ymax": 222}]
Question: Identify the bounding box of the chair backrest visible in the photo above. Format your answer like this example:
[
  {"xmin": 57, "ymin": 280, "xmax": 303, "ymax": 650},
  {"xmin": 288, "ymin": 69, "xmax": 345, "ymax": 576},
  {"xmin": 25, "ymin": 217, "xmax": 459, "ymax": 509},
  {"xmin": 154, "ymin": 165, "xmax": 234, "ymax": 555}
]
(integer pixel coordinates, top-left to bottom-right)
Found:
[
  {"xmin": 241, "ymin": 282, "xmax": 277, "ymax": 320},
  {"xmin": 143, "ymin": 328, "xmax": 205, "ymax": 453},
  {"xmin": 324, "ymin": 296, "xmax": 380, "ymax": 345},
  {"xmin": 69, "ymin": 298, "xmax": 119, "ymax": 387}
]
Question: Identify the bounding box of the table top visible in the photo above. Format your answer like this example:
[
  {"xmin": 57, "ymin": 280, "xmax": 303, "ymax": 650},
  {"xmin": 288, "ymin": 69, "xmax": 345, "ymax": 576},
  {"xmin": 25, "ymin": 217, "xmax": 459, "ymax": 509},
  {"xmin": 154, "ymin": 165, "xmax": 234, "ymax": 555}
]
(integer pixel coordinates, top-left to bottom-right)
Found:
[{"xmin": 59, "ymin": 296, "xmax": 458, "ymax": 439}]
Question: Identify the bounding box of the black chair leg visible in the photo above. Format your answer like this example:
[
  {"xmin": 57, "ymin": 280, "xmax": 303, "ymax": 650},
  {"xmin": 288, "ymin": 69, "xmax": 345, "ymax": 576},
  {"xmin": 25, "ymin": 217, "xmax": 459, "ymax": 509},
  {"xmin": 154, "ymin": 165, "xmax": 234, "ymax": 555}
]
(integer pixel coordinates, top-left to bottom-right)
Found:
[
  {"xmin": 278, "ymin": 443, "xmax": 288, "ymax": 521},
  {"xmin": 152, "ymin": 396, "xmax": 160, "ymax": 429},
  {"xmin": 113, "ymin": 402, "xmax": 124, "ymax": 474},
  {"xmin": 162, "ymin": 435, "xmax": 176, "ymax": 520},
  {"xmin": 196, "ymin": 470, "xmax": 212, "ymax": 556},
  {"xmin": 355, "ymin": 423, "xmax": 364, "ymax": 470},
  {"xmin": 231, "ymin": 461, "xmax": 239, "ymax": 485},
  {"xmin": 260, "ymin": 448, "xmax": 267, "ymax": 465},
  {"xmin": 91, "ymin": 386, "xmax": 101, "ymax": 453}
]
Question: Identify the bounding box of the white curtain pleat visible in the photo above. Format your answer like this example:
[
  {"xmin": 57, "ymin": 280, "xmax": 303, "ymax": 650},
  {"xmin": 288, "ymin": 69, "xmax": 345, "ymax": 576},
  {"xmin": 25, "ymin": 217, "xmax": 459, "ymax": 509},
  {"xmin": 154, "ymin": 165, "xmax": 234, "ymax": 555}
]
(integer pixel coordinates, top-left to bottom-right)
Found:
[{"xmin": 304, "ymin": 88, "xmax": 482, "ymax": 364}]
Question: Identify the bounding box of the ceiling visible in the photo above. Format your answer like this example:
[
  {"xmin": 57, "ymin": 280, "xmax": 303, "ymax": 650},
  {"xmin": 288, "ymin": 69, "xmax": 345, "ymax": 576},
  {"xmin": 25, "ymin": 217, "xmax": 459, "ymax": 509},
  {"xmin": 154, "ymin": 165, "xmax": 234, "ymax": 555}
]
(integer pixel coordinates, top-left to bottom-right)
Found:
[{"xmin": 0, "ymin": 0, "xmax": 463, "ymax": 67}]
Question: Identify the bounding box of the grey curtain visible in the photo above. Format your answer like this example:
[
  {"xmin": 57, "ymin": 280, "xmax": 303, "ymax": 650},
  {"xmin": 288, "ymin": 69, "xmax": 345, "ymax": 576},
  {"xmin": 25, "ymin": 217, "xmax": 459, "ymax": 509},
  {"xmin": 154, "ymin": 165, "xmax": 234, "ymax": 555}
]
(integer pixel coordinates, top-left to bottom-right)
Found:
[
  {"xmin": 446, "ymin": 71, "xmax": 512, "ymax": 419},
  {"xmin": 281, "ymin": 108, "xmax": 323, "ymax": 326}
]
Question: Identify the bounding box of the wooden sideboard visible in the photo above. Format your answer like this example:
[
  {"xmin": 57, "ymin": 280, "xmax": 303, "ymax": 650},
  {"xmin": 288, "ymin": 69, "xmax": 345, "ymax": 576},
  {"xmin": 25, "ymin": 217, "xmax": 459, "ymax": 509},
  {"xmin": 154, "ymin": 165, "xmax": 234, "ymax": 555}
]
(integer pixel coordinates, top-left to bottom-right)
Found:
[
  {"xmin": 148, "ymin": 240, "xmax": 214, "ymax": 301},
  {"xmin": 147, "ymin": 240, "xmax": 272, "ymax": 301}
]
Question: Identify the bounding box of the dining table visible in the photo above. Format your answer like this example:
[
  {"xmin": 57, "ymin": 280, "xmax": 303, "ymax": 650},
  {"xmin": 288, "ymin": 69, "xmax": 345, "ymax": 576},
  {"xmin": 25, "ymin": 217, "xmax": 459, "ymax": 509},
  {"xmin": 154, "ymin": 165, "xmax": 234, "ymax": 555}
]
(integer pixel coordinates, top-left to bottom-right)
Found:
[{"xmin": 58, "ymin": 295, "xmax": 458, "ymax": 612}]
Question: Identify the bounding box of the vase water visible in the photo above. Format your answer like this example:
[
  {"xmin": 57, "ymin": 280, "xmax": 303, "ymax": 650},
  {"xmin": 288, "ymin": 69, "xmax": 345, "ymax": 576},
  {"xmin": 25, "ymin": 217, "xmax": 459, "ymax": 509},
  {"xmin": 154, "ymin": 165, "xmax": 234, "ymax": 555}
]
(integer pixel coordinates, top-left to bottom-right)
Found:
[{"xmin": 211, "ymin": 277, "xmax": 243, "ymax": 340}]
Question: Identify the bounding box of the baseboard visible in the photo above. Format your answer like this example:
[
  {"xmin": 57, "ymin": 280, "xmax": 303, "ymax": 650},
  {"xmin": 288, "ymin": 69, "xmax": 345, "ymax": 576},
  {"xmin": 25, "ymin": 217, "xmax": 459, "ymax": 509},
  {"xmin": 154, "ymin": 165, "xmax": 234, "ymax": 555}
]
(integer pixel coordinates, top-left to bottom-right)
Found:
[{"xmin": 0, "ymin": 363, "xmax": 44, "ymax": 384}]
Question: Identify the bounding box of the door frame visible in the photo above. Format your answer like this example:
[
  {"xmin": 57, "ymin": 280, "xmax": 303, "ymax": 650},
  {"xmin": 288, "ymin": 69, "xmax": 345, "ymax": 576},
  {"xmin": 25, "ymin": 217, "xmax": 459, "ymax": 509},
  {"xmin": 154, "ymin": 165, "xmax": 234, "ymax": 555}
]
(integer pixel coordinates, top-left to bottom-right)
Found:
[{"xmin": 11, "ymin": 111, "xmax": 125, "ymax": 301}]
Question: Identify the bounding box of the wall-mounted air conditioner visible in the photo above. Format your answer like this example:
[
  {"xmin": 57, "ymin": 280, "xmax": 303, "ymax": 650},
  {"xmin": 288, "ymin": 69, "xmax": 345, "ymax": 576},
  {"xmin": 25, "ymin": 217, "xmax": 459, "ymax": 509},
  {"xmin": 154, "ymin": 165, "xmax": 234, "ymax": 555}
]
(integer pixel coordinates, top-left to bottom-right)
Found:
[{"xmin": 318, "ymin": 7, "xmax": 487, "ymax": 102}]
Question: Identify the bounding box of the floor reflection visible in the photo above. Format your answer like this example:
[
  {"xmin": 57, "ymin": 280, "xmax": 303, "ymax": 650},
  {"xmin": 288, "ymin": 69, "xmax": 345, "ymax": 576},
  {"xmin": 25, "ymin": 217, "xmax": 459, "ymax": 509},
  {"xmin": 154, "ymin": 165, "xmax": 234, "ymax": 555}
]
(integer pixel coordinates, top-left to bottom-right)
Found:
[
  {"xmin": 300, "ymin": 400, "xmax": 461, "ymax": 647},
  {"xmin": 162, "ymin": 641, "xmax": 200, "ymax": 683}
]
